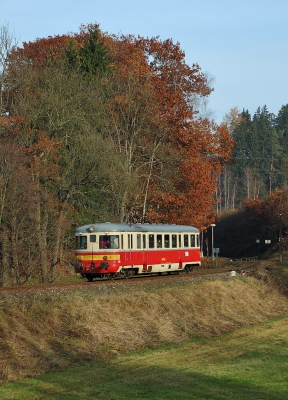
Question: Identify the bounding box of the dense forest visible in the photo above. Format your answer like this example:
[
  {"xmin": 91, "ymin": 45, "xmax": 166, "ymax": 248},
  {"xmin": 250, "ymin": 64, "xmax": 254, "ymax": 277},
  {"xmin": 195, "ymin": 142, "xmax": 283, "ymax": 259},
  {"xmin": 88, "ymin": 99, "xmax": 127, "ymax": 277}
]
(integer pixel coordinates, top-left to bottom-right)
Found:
[
  {"xmin": 218, "ymin": 105, "xmax": 288, "ymax": 212},
  {"xmin": 0, "ymin": 23, "xmax": 287, "ymax": 285},
  {"xmin": 215, "ymin": 105, "xmax": 288, "ymax": 258}
]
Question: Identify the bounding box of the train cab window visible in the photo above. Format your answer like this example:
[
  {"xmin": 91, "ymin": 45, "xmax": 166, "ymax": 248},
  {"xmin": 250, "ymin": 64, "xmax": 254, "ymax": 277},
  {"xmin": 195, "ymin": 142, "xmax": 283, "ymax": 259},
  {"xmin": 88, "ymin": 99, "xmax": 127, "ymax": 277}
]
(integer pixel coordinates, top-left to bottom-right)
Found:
[
  {"xmin": 196, "ymin": 234, "xmax": 200, "ymax": 247},
  {"xmin": 172, "ymin": 235, "xmax": 177, "ymax": 248},
  {"xmin": 184, "ymin": 234, "xmax": 189, "ymax": 248},
  {"xmin": 90, "ymin": 234, "xmax": 96, "ymax": 243},
  {"xmin": 99, "ymin": 235, "xmax": 110, "ymax": 249},
  {"xmin": 156, "ymin": 234, "xmax": 162, "ymax": 248},
  {"xmin": 110, "ymin": 235, "xmax": 119, "ymax": 249},
  {"xmin": 164, "ymin": 234, "xmax": 170, "ymax": 248},
  {"xmin": 99, "ymin": 235, "xmax": 119, "ymax": 249},
  {"xmin": 76, "ymin": 235, "xmax": 87, "ymax": 249},
  {"xmin": 149, "ymin": 234, "xmax": 155, "ymax": 248},
  {"xmin": 143, "ymin": 234, "xmax": 146, "ymax": 249},
  {"xmin": 137, "ymin": 234, "xmax": 141, "ymax": 249},
  {"xmin": 190, "ymin": 234, "xmax": 196, "ymax": 247}
]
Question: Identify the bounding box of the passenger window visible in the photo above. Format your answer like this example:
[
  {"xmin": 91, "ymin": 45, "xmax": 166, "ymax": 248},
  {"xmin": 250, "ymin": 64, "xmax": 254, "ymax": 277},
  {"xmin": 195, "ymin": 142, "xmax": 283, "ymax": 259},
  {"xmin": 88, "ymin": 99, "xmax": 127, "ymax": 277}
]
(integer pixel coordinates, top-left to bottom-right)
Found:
[
  {"xmin": 164, "ymin": 234, "xmax": 170, "ymax": 248},
  {"xmin": 137, "ymin": 234, "xmax": 141, "ymax": 249},
  {"xmin": 128, "ymin": 234, "xmax": 131, "ymax": 249},
  {"xmin": 149, "ymin": 234, "xmax": 155, "ymax": 249},
  {"xmin": 172, "ymin": 235, "xmax": 177, "ymax": 248},
  {"xmin": 190, "ymin": 234, "xmax": 195, "ymax": 247},
  {"xmin": 184, "ymin": 234, "xmax": 189, "ymax": 248},
  {"xmin": 178, "ymin": 234, "xmax": 181, "ymax": 248},
  {"xmin": 143, "ymin": 234, "xmax": 146, "ymax": 249},
  {"xmin": 156, "ymin": 234, "xmax": 162, "ymax": 248}
]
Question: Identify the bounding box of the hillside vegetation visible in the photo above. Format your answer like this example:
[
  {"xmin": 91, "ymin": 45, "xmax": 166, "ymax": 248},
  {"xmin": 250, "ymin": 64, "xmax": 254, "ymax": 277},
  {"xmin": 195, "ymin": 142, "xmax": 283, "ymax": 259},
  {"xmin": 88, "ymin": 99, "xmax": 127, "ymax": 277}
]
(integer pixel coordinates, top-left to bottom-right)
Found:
[{"xmin": 0, "ymin": 271, "xmax": 287, "ymax": 384}]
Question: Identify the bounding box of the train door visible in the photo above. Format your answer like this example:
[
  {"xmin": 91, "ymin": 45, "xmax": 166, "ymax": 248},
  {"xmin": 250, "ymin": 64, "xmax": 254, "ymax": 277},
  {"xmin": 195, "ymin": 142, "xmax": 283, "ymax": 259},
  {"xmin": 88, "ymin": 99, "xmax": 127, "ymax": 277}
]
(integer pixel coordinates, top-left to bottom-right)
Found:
[
  {"xmin": 140, "ymin": 233, "xmax": 148, "ymax": 272},
  {"xmin": 171, "ymin": 234, "xmax": 179, "ymax": 264},
  {"xmin": 178, "ymin": 233, "xmax": 183, "ymax": 269},
  {"xmin": 127, "ymin": 233, "xmax": 133, "ymax": 265}
]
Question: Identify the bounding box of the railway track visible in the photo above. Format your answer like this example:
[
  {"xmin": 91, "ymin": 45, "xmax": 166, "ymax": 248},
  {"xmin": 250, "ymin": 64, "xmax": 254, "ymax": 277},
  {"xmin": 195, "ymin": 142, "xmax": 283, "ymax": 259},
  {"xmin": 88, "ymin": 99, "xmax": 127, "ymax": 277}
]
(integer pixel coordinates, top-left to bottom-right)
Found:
[{"xmin": 0, "ymin": 261, "xmax": 261, "ymax": 298}]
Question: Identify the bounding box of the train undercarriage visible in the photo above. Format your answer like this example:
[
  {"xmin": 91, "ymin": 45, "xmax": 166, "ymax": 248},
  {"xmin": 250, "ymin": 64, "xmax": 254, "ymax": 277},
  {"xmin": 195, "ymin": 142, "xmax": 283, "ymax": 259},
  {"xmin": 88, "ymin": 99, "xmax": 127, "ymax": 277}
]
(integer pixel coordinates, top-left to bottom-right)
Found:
[{"xmin": 84, "ymin": 264, "xmax": 196, "ymax": 282}]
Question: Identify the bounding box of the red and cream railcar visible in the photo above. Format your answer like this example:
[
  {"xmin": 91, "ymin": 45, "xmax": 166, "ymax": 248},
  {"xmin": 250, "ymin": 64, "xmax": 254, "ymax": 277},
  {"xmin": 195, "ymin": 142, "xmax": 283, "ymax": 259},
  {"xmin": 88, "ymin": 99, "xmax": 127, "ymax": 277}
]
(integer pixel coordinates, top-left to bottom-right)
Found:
[{"xmin": 74, "ymin": 222, "xmax": 201, "ymax": 281}]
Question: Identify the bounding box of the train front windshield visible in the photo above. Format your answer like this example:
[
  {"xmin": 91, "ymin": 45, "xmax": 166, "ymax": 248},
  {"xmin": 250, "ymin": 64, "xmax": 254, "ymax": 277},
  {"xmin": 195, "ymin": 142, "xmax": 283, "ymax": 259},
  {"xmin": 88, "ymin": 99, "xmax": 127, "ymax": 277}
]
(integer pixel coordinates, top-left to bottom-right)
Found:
[
  {"xmin": 76, "ymin": 235, "xmax": 87, "ymax": 249},
  {"xmin": 76, "ymin": 234, "xmax": 120, "ymax": 249},
  {"xmin": 99, "ymin": 235, "xmax": 119, "ymax": 249}
]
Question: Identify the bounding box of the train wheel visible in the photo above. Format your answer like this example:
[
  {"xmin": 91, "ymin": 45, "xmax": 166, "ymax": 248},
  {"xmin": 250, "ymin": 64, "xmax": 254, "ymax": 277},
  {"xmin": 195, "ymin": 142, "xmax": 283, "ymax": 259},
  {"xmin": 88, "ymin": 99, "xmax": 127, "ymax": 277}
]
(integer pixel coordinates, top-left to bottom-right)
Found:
[
  {"xmin": 185, "ymin": 266, "xmax": 194, "ymax": 274},
  {"xmin": 86, "ymin": 274, "xmax": 93, "ymax": 282},
  {"xmin": 124, "ymin": 269, "xmax": 133, "ymax": 279}
]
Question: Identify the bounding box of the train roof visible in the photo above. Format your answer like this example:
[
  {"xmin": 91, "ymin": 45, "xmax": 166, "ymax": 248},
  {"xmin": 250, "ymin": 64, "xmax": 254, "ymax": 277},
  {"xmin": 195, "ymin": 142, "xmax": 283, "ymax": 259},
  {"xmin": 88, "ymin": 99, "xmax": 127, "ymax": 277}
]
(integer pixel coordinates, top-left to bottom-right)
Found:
[{"xmin": 76, "ymin": 222, "xmax": 199, "ymax": 234}]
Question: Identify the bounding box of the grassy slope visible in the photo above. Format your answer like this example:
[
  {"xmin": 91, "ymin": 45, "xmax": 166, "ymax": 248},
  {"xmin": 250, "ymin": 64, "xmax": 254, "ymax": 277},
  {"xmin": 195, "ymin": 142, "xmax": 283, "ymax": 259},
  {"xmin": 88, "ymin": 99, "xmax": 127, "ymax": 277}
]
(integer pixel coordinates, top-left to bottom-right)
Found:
[
  {"xmin": 0, "ymin": 316, "xmax": 287, "ymax": 399},
  {"xmin": 0, "ymin": 271, "xmax": 287, "ymax": 385}
]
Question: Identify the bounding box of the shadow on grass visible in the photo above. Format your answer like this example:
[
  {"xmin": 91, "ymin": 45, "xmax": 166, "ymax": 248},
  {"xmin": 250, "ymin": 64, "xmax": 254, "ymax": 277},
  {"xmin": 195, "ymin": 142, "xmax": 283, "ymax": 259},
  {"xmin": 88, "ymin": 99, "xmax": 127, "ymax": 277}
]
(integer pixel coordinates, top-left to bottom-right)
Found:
[{"xmin": 0, "ymin": 357, "xmax": 287, "ymax": 400}]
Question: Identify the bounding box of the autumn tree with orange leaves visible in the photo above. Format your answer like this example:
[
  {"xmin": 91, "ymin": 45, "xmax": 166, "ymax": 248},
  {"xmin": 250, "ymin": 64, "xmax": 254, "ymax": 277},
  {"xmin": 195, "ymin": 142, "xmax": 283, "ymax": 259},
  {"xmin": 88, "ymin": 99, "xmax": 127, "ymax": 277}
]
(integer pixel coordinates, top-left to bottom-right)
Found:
[{"xmin": 103, "ymin": 33, "xmax": 234, "ymax": 228}]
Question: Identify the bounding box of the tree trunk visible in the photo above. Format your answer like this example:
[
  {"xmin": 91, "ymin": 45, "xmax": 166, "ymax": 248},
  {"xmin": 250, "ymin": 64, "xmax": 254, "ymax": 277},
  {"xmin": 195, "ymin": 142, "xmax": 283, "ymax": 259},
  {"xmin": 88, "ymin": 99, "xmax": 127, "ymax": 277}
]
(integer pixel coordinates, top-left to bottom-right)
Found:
[
  {"xmin": 11, "ymin": 217, "xmax": 20, "ymax": 285},
  {"xmin": 119, "ymin": 190, "xmax": 127, "ymax": 223},
  {"xmin": 50, "ymin": 203, "xmax": 67, "ymax": 282},
  {"xmin": 36, "ymin": 191, "xmax": 48, "ymax": 283},
  {"xmin": 0, "ymin": 228, "xmax": 9, "ymax": 286}
]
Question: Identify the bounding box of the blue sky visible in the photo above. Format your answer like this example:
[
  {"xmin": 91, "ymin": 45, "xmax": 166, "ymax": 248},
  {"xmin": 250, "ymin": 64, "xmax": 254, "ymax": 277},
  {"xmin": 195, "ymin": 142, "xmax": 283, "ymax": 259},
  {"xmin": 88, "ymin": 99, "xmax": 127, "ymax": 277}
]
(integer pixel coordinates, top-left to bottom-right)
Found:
[{"xmin": 3, "ymin": 0, "xmax": 288, "ymax": 122}]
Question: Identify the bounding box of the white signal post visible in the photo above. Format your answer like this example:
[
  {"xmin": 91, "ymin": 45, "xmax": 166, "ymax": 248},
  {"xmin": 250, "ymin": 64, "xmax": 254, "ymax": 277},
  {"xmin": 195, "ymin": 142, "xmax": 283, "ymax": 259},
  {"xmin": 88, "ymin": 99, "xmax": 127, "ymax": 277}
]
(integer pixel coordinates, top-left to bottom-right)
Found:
[{"xmin": 210, "ymin": 224, "xmax": 216, "ymax": 261}]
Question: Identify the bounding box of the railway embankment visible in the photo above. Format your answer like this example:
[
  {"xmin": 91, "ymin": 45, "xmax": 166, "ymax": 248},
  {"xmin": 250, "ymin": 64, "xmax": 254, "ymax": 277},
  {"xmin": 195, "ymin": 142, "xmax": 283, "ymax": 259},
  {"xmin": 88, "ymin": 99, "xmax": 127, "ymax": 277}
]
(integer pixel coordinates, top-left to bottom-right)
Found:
[{"xmin": 0, "ymin": 268, "xmax": 287, "ymax": 383}]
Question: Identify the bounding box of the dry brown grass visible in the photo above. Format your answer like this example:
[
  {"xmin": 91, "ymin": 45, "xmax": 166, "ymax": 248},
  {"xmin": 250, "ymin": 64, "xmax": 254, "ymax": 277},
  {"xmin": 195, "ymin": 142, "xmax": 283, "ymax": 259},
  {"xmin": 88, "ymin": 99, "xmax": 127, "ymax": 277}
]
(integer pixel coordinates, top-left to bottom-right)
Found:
[{"xmin": 0, "ymin": 274, "xmax": 287, "ymax": 383}]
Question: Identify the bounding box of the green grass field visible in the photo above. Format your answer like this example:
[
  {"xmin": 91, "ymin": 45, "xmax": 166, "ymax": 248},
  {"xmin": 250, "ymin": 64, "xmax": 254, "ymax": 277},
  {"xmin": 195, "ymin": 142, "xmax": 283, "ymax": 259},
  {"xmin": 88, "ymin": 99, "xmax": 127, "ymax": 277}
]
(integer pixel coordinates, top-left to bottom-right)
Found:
[{"xmin": 0, "ymin": 315, "xmax": 287, "ymax": 399}]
